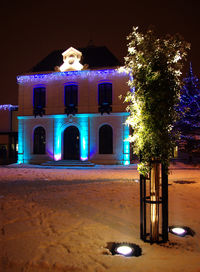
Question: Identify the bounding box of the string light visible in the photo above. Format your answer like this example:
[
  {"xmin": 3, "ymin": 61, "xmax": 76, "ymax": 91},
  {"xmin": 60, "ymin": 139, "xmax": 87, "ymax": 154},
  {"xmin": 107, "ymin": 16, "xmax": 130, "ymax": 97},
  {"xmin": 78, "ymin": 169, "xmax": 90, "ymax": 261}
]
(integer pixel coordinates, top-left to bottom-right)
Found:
[
  {"xmin": 0, "ymin": 104, "xmax": 18, "ymax": 111},
  {"xmin": 17, "ymin": 69, "xmax": 127, "ymax": 85}
]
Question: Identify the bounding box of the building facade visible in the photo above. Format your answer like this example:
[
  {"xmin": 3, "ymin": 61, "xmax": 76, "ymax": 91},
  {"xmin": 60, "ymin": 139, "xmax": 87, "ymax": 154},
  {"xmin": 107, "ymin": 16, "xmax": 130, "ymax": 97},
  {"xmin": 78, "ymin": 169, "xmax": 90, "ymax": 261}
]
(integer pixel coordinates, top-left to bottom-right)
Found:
[
  {"xmin": 17, "ymin": 46, "xmax": 131, "ymax": 165},
  {"xmin": 0, "ymin": 104, "xmax": 18, "ymax": 164}
]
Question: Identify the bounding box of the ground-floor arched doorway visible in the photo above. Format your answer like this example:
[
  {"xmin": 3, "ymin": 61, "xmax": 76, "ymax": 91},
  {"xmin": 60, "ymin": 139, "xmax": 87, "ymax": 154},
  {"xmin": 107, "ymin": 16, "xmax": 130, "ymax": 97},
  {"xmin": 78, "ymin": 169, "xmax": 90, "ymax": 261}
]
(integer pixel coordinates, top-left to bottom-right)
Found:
[{"xmin": 63, "ymin": 126, "xmax": 80, "ymax": 160}]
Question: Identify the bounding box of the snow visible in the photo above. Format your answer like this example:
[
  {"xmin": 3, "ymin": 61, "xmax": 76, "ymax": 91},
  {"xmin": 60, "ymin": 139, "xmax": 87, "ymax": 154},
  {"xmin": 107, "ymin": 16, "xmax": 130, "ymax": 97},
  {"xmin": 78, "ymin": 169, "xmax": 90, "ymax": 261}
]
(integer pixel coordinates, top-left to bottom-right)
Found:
[{"xmin": 0, "ymin": 162, "xmax": 200, "ymax": 272}]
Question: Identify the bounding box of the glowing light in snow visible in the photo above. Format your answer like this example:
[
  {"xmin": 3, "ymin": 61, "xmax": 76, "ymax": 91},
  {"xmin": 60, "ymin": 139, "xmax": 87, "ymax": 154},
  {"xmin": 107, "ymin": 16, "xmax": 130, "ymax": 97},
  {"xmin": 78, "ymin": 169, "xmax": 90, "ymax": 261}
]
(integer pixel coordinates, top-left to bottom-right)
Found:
[
  {"xmin": 108, "ymin": 242, "xmax": 142, "ymax": 257},
  {"xmin": 169, "ymin": 225, "xmax": 195, "ymax": 237},
  {"xmin": 116, "ymin": 245, "xmax": 133, "ymax": 256},
  {"xmin": 171, "ymin": 227, "xmax": 186, "ymax": 236}
]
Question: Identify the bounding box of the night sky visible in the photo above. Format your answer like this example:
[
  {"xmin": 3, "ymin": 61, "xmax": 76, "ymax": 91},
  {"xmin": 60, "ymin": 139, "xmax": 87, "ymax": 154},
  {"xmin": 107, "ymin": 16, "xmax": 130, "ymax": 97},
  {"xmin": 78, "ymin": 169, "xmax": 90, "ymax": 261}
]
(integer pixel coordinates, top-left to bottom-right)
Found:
[{"xmin": 1, "ymin": 0, "xmax": 200, "ymax": 105}]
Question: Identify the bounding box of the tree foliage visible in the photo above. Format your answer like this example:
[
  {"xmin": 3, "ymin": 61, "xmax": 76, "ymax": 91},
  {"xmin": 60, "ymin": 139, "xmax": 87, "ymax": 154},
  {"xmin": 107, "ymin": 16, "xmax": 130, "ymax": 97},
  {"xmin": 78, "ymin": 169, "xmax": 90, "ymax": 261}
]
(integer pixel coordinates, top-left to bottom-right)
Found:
[{"xmin": 124, "ymin": 27, "xmax": 190, "ymax": 175}]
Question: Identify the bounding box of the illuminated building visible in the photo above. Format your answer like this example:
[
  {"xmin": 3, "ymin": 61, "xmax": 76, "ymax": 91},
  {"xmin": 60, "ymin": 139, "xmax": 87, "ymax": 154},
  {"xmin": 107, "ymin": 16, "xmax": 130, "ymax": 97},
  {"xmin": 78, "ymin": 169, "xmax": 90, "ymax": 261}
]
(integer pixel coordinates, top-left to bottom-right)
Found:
[
  {"xmin": 17, "ymin": 46, "xmax": 130, "ymax": 165},
  {"xmin": 0, "ymin": 105, "xmax": 18, "ymax": 164}
]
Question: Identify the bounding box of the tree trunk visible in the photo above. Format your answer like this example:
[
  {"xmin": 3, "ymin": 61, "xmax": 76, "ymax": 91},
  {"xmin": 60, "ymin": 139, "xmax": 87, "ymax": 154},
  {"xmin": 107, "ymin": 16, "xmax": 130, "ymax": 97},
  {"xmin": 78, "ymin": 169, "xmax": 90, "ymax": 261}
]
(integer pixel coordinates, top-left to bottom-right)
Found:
[{"xmin": 150, "ymin": 161, "xmax": 160, "ymax": 242}]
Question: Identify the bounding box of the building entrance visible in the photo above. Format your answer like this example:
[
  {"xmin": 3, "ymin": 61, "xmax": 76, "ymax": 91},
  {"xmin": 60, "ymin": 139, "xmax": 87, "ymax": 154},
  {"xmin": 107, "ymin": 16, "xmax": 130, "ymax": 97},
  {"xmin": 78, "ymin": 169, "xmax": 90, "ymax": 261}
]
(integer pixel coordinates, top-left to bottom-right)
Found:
[{"xmin": 63, "ymin": 126, "xmax": 80, "ymax": 160}]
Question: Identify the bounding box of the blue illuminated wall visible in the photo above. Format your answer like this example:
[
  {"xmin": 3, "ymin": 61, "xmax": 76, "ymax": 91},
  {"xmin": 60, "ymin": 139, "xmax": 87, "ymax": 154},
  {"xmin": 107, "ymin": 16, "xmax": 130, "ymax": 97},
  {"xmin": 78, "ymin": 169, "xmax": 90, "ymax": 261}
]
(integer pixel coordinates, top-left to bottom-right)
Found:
[
  {"xmin": 123, "ymin": 122, "xmax": 130, "ymax": 165},
  {"xmin": 17, "ymin": 113, "xmax": 130, "ymax": 165},
  {"xmin": 79, "ymin": 116, "xmax": 89, "ymax": 161},
  {"xmin": 17, "ymin": 118, "xmax": 24, "ymax": 164},
  {"xmin": 50, "ymin": 115, "xmax": 89, "ymax": 162},
  {"xmin": 88, "ymin": 113, "xmax": 130, "ymax": 165},
  {"xmin": 53, "ymin": 117, "xmax": 62, "ymax": 161},
  {"xmin": 17, "ymin": 117, "xmax": 31, "ymax": 164}
]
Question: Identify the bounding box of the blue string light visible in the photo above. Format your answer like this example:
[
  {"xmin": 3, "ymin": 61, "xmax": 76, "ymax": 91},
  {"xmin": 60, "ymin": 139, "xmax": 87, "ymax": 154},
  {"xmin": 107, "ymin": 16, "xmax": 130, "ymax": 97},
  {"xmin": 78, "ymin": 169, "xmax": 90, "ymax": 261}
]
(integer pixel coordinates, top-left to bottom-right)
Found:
[
  {"xmin": 0, "ymin": 104, "xmax": 18, "ymax": 111},
  {"xmin": 17, "ymin": 69, "xmax": 127, "ymax": 84}
]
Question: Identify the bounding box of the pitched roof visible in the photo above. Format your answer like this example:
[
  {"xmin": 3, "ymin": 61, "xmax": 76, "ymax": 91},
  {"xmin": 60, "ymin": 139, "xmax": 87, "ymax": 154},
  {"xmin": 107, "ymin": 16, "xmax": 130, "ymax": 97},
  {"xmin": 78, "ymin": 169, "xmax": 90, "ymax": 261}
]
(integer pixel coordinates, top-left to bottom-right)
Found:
[{"xmin": 30, "ymin": 46, "xmax": 121, "ymax": 72}]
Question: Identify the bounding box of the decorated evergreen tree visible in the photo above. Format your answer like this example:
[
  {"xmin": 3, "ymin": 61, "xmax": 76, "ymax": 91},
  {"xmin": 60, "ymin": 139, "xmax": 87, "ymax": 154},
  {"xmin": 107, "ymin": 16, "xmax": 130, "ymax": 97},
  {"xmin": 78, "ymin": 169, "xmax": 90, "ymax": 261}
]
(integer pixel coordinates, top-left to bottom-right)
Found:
[
  {"xmin": 124, "ymin": 26, "xmax": 190, "ymax": 243},
  {"xmin": 178, "ymin": 63, "xmax": 200, "ymax": 131},
  {"xmin": 176, "ymin": 63, "xmax": 200, "ymax": 155},
  {"xmin": 124, "ymin": 26, "xmax": 190, "ymax": 175}
]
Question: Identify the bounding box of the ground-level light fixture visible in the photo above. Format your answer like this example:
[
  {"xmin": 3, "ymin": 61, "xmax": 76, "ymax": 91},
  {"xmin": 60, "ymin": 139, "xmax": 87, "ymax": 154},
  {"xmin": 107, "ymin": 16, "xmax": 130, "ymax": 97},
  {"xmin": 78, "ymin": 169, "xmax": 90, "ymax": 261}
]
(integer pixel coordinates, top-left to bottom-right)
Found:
[
  {"xmin": 106, "ymin": 242, "xmax": 142, "ymax": 257},
  {"xmin": 169, "ymin": 226, "xmax": 195, "ymax": 237},
  {"xmin": 116, "ymin": 245, "xmax": 133, "ymax": 256}
]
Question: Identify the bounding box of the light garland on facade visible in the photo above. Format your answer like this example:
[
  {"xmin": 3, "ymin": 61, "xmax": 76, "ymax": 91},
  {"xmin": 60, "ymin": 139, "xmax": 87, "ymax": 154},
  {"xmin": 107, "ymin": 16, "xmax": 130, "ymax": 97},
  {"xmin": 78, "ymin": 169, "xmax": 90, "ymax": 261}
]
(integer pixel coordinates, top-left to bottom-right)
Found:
[
  {"xmin": 0, "ymin": 104, "xmax": 18, "ymax": 111},
  {"xmin": 16, "ymin": 63, "xmax": 130, "ymax": 165},
  {"xmin": 17, "ymin": 69, "xmax": 127, "ymax": 85}
]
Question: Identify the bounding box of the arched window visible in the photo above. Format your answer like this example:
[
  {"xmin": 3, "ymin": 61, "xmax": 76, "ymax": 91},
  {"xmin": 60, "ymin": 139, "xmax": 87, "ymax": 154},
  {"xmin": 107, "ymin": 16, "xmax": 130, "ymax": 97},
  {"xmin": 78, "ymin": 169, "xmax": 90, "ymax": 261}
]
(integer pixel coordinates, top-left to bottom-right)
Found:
[
  {"xmin": 33, "ymin": 127, "xmax": 46, "ymax": 154},
  {"xmin": 33, "ymin": 87, "xmax": 46, "ymax": 117},
  {"xmin": 99, "ymin": 125, "xmax": 113, "ymax": 154},
  {"xmin": 64, "ymin": 84, "xmax": 78, "ymax": 115},
  {"xmin": 98, "ymin": 83, "xmax": 112, "ymax": 114}
]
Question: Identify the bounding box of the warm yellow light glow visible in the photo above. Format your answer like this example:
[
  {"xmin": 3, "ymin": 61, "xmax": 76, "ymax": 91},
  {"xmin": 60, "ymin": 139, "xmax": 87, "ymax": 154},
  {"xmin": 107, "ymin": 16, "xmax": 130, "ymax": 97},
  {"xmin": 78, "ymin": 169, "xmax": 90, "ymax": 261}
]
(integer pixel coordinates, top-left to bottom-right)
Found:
[
  {"xmin": 150, "ymin": 162, "xmax": 160, "ymax": 241},
  {"xmin": 59, "ymin": 47, "xmax": 83, "ymax": 72},
  {"xmin": 59, "ymin": 60, "xmax": 83, "ymax": 72},
  {"xmin": 173, "ymin": 52, "xmax": 181, "ymax": 63}
]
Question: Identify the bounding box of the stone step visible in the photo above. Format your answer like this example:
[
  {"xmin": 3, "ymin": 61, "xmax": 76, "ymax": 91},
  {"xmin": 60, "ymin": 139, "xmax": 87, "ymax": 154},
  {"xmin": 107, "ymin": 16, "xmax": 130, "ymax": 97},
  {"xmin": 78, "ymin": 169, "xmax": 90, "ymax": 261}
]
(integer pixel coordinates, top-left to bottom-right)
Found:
[{"xmin": 41, "ymin": 160, "xmax": 95, "ymax": 167}]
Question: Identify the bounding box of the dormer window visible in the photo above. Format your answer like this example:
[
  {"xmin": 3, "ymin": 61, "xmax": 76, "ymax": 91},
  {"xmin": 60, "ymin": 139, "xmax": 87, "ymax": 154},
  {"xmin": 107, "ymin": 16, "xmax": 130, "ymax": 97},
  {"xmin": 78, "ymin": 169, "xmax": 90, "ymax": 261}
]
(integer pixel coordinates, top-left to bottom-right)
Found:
[
  {"xmin": 33, "ymin": 87, "xmax": 46, "ymax": 117},
  {"xmin": 98, "ymin": 83, "xmax": 112, "ymax": 114},
  {"xmin": 64, "ymin": 84, "xmax": 78, "ymax": 115},
  {"xmin": 59, "ymin": 47, "xmax": 83, "ymax": 72}
]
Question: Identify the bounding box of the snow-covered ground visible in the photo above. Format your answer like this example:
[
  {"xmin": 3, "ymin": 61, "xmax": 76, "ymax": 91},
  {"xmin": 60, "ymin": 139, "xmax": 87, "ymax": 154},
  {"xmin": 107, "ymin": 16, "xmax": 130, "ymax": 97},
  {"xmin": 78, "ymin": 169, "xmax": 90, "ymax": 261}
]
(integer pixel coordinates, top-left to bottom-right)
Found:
[{"xmin": 0, "ymin": 162, "xmax": 200, "ymax": 272}]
